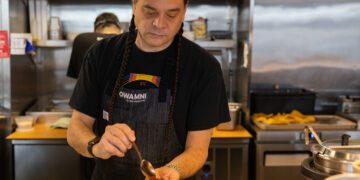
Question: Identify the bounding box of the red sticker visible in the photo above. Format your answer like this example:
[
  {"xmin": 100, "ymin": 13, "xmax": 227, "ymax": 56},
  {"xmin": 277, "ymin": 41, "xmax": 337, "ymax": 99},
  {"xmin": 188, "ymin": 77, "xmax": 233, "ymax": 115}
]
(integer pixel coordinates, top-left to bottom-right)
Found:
[{"xmin": 0, "ymin": 30, "xmax": 10, "ymax": 58}]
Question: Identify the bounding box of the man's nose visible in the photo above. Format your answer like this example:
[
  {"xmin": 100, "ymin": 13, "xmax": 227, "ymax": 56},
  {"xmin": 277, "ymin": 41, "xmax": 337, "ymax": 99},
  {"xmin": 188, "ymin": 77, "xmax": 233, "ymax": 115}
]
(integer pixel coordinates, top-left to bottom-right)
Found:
[{"xmin": 153, "ymin": 15, "xmax": 166, "ymax": 29}]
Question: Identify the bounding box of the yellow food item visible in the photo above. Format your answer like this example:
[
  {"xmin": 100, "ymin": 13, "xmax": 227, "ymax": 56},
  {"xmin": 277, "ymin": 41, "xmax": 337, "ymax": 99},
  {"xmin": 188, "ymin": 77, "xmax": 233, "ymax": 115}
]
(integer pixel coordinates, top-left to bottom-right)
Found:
[{"xmin": 253, "ymin": 110, "xmax": 316, "ymax": 125}]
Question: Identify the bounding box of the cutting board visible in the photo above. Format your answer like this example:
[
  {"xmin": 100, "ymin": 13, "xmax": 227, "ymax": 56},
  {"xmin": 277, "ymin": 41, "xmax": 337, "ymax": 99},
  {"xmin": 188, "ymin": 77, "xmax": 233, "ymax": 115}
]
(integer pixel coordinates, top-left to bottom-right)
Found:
[{"xmin": 253, "ymin": 115, "xmax": 357, "ymax": 130}]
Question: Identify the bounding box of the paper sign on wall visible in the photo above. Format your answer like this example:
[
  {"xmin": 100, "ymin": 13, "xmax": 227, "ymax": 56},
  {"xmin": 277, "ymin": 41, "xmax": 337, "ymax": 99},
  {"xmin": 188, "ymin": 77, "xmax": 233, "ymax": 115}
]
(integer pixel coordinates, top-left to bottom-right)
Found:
[{"xmin": 0, "ymin": 30, "xmax": 10, "ymax": 58}]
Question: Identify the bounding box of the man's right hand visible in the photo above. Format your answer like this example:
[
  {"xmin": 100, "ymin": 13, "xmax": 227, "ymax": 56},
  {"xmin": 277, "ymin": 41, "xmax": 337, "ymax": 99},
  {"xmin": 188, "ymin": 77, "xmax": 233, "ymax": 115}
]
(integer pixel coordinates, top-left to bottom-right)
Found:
[{"xmin": 92, "ymin": 123, "xmax": 136, "ymax": 159}]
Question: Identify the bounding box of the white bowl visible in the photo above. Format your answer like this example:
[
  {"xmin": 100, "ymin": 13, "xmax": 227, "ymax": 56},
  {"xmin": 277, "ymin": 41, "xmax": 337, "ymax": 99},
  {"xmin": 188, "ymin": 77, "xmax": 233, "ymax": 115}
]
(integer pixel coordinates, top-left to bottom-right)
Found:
[{"xmin": 15, "ymin": 116, "xmax": 34, "ymax": 131}]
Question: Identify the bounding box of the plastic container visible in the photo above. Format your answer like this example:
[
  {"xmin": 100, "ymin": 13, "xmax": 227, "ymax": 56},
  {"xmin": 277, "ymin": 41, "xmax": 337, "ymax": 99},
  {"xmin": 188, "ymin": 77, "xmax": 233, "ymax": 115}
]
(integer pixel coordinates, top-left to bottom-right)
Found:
[
  {"xmin": 48, "ymin": 16, "xmax": 62, "ymax": 40},
  {"xmin": 216, "ymin": 102, "xmax": 241, "ymax": 130},
  {"xmin": 250, "ymin": 88, "xmax": 316, "ymax": 115},
  {"xmin": 15, "ymin": 116, "xmax": 34, "ymax": 131}
]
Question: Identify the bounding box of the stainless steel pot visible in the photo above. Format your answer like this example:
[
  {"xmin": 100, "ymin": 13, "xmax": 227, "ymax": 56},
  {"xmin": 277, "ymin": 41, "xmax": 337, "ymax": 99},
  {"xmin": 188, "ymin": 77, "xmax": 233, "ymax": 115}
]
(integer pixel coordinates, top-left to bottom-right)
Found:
[{"xmin": 304, "ymin": 126, "xmax": 360, "ymax": 175}]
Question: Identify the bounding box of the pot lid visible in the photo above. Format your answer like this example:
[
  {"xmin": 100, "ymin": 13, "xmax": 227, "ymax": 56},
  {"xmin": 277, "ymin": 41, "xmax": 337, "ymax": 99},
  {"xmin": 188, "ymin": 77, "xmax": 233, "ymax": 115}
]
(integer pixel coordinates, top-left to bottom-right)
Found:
[{"xmin": 312, "ymin": 142, "xmax": 360, "ymax": 161}]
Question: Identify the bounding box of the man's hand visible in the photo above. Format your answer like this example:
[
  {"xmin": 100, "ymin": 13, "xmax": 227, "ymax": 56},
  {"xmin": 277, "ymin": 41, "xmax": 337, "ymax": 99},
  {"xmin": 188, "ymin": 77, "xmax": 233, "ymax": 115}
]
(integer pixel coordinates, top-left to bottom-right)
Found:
[
  {"xmin": 153, "ymin": 166, "xmax": 180, "ymax": 180},
  {"xmin": 93, "ymin": 123, "xmax": 136, "ymax": 159}
]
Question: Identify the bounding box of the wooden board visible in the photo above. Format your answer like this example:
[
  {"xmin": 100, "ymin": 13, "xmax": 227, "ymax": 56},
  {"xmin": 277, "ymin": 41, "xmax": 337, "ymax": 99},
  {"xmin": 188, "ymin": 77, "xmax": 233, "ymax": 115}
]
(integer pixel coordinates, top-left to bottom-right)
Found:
[
  {"xmin": 6, "ymin": 123, "xmax": 67, "ymax": 140},
  {"xmin": 212, "ymin": 125, "xmax": 252, "ymax": 138},
  {"xmin": 253, "ymin": 115, "xmax": 357, "ymax": 130}
]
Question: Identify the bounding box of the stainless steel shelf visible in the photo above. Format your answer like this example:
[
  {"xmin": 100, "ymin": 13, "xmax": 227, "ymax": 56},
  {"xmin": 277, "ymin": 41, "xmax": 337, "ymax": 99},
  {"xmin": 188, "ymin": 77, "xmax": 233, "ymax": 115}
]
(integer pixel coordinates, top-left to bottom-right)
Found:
[
  {"xmin": 34, "ymin": 40, "xmax": 72, "ymax": 48},
  {"xmin": 194, "ymin": 40, "xmax": 236, "ymax": 49}
]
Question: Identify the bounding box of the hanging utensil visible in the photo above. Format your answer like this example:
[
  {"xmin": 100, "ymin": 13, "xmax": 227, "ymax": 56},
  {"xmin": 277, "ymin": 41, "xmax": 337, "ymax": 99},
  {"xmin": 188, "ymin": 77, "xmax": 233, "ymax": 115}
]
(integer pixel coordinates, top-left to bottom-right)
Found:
[{"xmin": 304, "ymin": 126, "xmax": 323, "ymax": 145}]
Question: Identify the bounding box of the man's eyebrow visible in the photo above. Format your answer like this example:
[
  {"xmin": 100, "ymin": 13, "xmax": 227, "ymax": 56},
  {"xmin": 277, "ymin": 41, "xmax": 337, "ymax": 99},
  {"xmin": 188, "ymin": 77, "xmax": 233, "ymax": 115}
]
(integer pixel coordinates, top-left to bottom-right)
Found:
[
  {"xmin": 143, "ymin": 4, "xmax": 180, "ymax": 13},
  {"xmin": 143, "ymin": 4, "xmax": 157, "ymax": 11},
  {"xmin": 167, "ymin": 8, "xmax": 180, "ymax": 13}
]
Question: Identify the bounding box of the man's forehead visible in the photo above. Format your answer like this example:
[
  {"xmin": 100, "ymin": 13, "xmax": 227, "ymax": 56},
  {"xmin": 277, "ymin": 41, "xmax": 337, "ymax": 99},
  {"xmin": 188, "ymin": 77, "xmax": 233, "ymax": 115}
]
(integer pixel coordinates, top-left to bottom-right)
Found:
[{"xmin": 136, "ymin": 0, "xmax": 185, "ymax": 10}]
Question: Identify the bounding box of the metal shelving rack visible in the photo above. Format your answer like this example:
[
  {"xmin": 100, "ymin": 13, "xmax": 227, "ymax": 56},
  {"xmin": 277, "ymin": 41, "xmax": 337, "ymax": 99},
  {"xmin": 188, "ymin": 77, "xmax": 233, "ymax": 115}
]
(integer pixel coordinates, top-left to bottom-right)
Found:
[
  {"xmin": 195, "ymin": 40, "xmax": 237, "ymax": 102},
  {"xmin": 34, "ymin": 40, "xmax": 72, "ymax": 48}
]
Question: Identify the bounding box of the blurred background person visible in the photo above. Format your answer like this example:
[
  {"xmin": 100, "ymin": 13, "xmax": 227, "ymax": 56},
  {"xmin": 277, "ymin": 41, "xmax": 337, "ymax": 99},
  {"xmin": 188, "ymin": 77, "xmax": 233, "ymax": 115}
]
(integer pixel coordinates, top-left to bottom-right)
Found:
[
  {"xmin": 66, "ymin": 12, "xmax": 123, "ymax": 179},
  {"xmin": 67, "ymin": 12, "xmax": 123, "ymax": 79}
]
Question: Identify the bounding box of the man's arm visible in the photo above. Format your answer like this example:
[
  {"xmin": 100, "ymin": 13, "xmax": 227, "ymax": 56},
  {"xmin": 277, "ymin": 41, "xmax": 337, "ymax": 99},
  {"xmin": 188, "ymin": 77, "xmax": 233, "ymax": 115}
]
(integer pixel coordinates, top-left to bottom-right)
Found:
[
  {"xmin": 67, "ymin": 110, "xmax": 97, "ymax": 157},
  {"xmin": 67, "ymin": 109, "xmax": 135, "ymax": 159},
  {"xmin": 155, "ymin": 128, "xmax": 212, "ymax": 179}
]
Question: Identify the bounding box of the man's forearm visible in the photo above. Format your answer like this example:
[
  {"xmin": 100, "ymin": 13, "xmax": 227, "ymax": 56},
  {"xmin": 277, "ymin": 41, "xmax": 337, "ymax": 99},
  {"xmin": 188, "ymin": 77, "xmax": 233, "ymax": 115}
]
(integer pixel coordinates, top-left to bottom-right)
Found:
[
  {"xmin": 167, "ymin": 146, "xmax": 208, "ymax": 179},
  {"xmin": 67, "ymin": 113, "xmax": 97, "ymax": 158}
]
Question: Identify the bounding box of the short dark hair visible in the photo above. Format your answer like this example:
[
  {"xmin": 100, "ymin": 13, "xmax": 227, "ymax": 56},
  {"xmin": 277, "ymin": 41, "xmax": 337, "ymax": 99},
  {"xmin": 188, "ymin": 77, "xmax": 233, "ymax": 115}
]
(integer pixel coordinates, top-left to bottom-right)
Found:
[{"xmin": 94, "ymin": 12, "xmax": 122, "ymax": 31}]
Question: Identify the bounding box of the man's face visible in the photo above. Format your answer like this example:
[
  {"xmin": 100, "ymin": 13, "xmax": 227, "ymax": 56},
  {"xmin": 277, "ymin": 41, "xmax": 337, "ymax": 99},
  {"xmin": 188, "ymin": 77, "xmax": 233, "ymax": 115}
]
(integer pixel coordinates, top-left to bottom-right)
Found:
[{"xmin": 132, "ymin": 0, "xmax": 186, "ymax": 50}]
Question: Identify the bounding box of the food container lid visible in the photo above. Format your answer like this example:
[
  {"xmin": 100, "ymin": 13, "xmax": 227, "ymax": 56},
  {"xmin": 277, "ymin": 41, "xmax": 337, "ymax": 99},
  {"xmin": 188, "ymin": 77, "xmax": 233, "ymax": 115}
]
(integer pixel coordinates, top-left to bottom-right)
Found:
[{"xmin": 312, "ymin": 140, "xmax": 360, "ymax": 161}]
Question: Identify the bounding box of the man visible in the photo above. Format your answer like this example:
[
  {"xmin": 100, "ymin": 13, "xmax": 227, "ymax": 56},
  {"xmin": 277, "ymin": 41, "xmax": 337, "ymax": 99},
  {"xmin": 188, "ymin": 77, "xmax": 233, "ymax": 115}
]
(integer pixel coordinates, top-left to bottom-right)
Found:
[
  {"xmin": 67, "ymin": 0, "xmax": 230, "ymax": 179},
  {"xmin": 67, "ymin": 12, "xmax": 123, "ymax": 79}
]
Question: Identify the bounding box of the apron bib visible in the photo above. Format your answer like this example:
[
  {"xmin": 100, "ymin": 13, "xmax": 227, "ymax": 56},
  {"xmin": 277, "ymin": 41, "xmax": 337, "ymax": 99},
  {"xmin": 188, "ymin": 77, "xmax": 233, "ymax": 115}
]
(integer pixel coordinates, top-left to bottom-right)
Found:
[{"xmin": 92, "ymin": 58, "xmax": 183, "ymax": 180}]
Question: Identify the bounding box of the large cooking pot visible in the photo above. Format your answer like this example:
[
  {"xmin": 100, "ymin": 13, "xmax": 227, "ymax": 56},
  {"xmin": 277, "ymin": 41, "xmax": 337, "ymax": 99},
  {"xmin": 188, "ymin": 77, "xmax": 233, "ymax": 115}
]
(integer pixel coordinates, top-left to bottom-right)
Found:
[
  {"xmin": 302, "ymin": 126, "xmax": 360, "ymax": 178},
  {"xmin": 311, "ymin": 139, "xmax": 360, "ymax": 174}
]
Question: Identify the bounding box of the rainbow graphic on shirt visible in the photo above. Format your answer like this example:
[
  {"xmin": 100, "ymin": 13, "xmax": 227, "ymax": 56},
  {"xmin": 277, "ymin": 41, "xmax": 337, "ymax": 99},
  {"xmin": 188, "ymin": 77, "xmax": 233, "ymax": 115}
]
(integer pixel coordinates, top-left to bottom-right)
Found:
[{"xmin": 128, "ymin": 73, "xmax": 161, "ymax": 87}]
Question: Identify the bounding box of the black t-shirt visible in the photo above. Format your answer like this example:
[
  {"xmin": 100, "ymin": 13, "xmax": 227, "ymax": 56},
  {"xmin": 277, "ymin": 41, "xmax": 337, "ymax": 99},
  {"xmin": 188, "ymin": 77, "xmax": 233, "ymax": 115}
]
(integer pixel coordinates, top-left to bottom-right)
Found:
[
  {"xmin": 67, "ymin": 32, "xmax": 116, "ymax": 79},
  {"xmin": 69, "ymin": 33, "xmax": 230, "ymax": 146}
]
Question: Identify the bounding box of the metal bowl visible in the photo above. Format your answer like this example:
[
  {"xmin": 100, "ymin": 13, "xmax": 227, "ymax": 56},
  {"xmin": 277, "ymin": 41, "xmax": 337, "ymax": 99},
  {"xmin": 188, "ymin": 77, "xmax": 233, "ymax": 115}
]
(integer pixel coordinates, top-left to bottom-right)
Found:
[{"xmin": 311, "ymin": 140, "xmax": 360, "ymax": 174}]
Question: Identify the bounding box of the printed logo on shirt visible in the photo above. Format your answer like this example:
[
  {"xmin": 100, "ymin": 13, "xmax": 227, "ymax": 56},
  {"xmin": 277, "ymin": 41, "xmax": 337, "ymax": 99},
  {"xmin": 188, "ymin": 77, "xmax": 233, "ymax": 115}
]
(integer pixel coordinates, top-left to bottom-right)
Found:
[
  {"xmin": 119, "ymin": 91, "xmax": 147, "ymax": 103},
  {"xmin": 128, "ymin": 73, "xmax": 160, "ymax": 87}
]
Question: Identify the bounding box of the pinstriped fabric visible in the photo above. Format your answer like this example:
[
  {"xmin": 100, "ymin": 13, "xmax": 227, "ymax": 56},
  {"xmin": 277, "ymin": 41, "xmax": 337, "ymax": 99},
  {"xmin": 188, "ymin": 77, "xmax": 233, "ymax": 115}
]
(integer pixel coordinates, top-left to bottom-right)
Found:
[{"xmin": 92, "ymin": 88, "xmax": 183, "ymax": 180}]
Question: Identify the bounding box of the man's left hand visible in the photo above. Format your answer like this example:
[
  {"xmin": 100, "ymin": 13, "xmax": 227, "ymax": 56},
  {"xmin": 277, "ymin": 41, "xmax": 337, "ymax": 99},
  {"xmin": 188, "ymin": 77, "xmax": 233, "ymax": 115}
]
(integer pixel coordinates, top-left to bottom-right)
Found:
[{"xmin": 153, "ymin": 166, "xmax": 180, "ymax": 180}]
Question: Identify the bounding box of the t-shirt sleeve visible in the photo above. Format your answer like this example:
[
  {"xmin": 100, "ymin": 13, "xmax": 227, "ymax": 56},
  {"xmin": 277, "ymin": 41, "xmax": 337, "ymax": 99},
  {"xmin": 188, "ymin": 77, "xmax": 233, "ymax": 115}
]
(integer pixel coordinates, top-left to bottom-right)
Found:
[
  {"xmin": 187, "ymin": 59, "xmax": 230, "ymax": 131},
  {"xmin": 69, "ymin": 44, "xmax": 102, "ymax": 119},
  {"xmin": 67, "ymin": 37, "xmax": 81, "ymax": 79}
]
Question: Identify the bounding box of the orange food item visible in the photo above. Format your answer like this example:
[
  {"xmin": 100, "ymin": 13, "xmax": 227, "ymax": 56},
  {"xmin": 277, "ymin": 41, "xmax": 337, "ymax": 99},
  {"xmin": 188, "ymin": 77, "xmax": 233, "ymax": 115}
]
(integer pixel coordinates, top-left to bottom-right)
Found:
[{"xmin": 253, "ymin": 110, "xmax": 316, "ymax": 125}]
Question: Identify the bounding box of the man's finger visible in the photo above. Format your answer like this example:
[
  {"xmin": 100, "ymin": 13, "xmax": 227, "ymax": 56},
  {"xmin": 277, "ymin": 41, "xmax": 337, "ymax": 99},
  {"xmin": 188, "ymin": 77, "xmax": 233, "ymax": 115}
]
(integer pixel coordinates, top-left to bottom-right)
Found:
[
  {"xmin": 107, "ymin": 132, "xmax": 128, "ymax": 153},
  {"xmin": 114, "ymin": 124, "xmax": 136, "ymax": 141},
  {"xmin": 109, "ymin": 126, "xmax": 132, "ymax": 148},
  {"xmin": 103, "ymin": 139, "xmax": 125, "ymax": 157}
]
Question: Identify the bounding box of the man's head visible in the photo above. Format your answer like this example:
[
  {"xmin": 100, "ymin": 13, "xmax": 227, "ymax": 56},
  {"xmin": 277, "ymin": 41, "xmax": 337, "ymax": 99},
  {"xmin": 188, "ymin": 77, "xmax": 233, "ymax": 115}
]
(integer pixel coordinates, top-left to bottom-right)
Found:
[
  {"xmin": 94, "ymin": 12, "xmax": 123, "ymax": 34},
  {"xmin": 132, "ymin": 0, "xmax": 188, "ymax": 52},
  {"xmin": 109, "ymin": 0, "xmax": 189, "ymax": 121}
]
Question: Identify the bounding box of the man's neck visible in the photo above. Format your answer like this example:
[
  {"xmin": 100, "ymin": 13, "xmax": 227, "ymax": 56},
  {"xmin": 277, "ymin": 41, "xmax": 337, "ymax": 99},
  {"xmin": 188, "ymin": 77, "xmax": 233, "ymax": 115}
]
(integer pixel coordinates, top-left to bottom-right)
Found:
[{"xmin": 135, "ymin": 33, "xmax": 173, "ymax": 52}]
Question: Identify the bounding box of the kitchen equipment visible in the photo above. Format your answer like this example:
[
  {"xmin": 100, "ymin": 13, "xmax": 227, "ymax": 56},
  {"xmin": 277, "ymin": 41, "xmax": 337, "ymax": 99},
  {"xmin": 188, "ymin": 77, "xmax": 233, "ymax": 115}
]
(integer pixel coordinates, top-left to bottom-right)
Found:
[
  {"xmin": 216, "ymin": 102, "xmax": 241, "ymax": 130},
  {"xmin": 301, "ymin": 126, "xmax": 360, "ymax": 179},
  {"xmin": 304, "ymin": 126, "xmax": 322, "ymax": 145},
  {"xmin": 132, "ymin": 142, "xmax": 156, "ymax": 179},
  {"xmin": 250, "ymin": 118, "xmax": 360, "ymax": 180},
  {"xmin": 253, "ymin": 115, "xmax": 356, "ymax": 130},
  {"xmin": 339, "ymin": 95, "xmax": 360, "ymax": 114},
  {"xmin": 250, "ymin": 87, "xmax": 316, "ymax": 115},
  {"xmin": 209, "ymin": 30, "xmax": 232, "ymax": 40}
]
